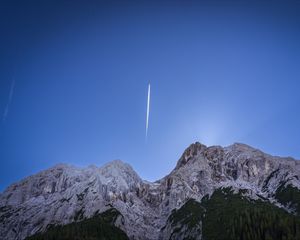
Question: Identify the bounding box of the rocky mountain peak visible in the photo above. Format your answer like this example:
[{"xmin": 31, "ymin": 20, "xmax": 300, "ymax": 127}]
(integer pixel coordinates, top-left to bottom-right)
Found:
[
  {"xmin": 175, "ymin": 142, "xmax": 207, "ymax": 169},
  {"xmin": 100, "ymin": 159, "xmax": 134, "ymax": 172},
  {"xmin": 98, "ymin": 159, "xmax": 142, "ymax": 191}
]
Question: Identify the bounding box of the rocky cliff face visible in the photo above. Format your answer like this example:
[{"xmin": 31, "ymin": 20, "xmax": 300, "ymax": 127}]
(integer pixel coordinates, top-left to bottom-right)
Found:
[{"xmin": 1, "ymin": 142, "xmax": 300, "ymax": 240}]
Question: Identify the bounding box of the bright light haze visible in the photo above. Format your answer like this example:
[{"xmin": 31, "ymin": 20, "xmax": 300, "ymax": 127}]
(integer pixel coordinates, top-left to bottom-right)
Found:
[{"xmin": 1, "ymin": 0, "xmax": 300, "ymax": 191}]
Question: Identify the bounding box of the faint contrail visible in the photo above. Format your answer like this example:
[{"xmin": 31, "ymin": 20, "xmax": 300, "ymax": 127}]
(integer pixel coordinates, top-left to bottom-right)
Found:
[
  {"xmin": 2, "ymin": 78, "xmax": 15, "ymax": 123},
  {"xmin": 145, "ymin": 83, "xmax": 151, "ymax": 140}
]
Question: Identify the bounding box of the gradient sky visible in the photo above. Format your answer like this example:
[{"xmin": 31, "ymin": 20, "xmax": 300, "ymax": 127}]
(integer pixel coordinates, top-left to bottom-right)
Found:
[{"xmin": 1, "ymin": 0, "xmax": 300, "ymax": 191}]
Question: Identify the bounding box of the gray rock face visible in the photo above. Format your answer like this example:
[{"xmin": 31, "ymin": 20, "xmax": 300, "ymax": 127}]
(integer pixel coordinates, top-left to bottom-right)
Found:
[{"xmin": 1, "ymin": 142, "xmax": 300, "ymax": 240}]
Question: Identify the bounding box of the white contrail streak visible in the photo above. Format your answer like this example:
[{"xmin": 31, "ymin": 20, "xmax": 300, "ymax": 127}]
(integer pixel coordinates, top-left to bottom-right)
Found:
[
  {"xmin": 2, "ymin": 79, "xmax": 15, "ymax": 123},
  {"xmin": 145, "ymin": 83, "xmax": 151, "ymax": 139}
]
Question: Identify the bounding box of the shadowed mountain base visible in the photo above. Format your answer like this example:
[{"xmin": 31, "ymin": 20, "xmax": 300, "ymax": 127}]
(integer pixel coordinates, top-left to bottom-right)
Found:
[
  {"xmin": 162, "ymin": 187, "xmax": 300, "ymax": 240},
  {"xmin": 25, "ymin": 208, "xmax": 129, "ymax": 240}
]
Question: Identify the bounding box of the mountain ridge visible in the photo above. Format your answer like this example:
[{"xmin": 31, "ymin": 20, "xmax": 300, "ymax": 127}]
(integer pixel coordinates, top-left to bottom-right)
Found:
[{"xmin": 1, "ymin": 142, "xmax": 300, "ymax": 240}]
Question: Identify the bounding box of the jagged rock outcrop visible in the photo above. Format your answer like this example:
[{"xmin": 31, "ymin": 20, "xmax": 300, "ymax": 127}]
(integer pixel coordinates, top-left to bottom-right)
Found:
[{"xmin": 0, "ymin": 142, "xmax": 300, "ymax": 240}]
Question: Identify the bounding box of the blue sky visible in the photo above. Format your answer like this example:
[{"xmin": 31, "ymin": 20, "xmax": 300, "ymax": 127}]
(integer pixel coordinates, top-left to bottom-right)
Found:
[{"xmin": 1, "ymin": 0, "xmax": 300, "ymax": 191}]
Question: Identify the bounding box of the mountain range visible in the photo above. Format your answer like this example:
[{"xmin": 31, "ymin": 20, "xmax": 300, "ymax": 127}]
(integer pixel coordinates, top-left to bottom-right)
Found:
[{"xmin": 1, "ymin": 142, "xmax": 300, "ymax": 240}]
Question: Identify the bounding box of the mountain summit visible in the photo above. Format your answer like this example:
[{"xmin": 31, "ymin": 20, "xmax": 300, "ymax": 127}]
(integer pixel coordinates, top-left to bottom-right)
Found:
[{"xmin": 1, "ymin": 142, "xmax": 300, "ymax": 240}]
